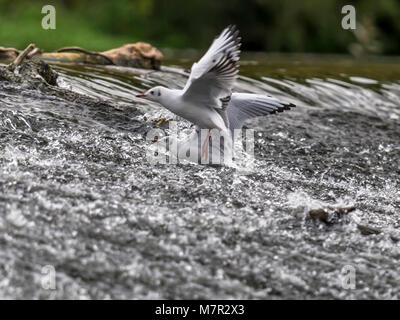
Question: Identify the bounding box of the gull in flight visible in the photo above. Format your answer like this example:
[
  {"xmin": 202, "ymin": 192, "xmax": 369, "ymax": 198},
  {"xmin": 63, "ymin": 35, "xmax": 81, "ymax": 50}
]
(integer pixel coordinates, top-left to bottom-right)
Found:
[{"xmin": 136, "ymin": 25, "xmax": 295, "ymax": 160}]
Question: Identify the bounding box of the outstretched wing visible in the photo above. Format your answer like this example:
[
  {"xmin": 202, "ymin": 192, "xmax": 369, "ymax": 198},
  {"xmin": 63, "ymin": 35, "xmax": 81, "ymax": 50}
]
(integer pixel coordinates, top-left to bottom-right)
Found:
[
  {"xmin": 182, "ymin": 25, "xmax": 241, "ymax": 109},
  {"xmin": 227, "ymin": 93, "xmax": 296, "ymax": 130}
]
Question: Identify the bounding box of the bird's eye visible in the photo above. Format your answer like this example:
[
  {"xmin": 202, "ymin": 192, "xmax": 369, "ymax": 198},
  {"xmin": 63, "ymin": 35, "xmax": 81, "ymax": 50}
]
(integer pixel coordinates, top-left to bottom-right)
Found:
[{"xmin": 151, "ymin": 91, "xmax": 154, "ymax": 94}]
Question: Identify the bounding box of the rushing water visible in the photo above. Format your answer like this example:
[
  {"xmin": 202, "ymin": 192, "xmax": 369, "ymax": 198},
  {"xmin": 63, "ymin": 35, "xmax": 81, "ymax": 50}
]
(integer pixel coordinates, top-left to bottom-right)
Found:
[{"xmin": 0, "ymin": 54, "xmax": 399, "ymax": 299}]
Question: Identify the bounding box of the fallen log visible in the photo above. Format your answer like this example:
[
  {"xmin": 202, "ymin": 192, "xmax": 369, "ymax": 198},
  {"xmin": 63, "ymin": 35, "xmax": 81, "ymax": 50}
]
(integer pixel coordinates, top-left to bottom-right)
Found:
[{"xmin": 0, "ymin": 42, "xmax": 163, "ymax": 70}]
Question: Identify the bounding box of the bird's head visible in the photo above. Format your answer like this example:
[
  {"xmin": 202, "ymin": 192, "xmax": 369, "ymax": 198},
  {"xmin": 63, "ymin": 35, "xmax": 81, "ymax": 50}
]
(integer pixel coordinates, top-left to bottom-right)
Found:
[{"xmin": 136, "ymin": 86, "xmax": 165, "ymax": 102}]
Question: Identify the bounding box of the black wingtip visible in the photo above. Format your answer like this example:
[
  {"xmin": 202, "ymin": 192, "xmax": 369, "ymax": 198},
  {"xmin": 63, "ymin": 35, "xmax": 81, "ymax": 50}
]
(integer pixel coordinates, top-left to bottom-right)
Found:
[
  {"xmin": 226, "ymin": 24, "xmax": 239, "ymax": 37},
  {"xmin": 274, "ymin": 102, "xmax": 296, "ymax": 113},
  {"xmin": 283, "ymin": 102, "xmax": 296, "ymax": 110},
  {"xmin": 228, "ymin": 24, "xmax": 237, "ymax": 31}
]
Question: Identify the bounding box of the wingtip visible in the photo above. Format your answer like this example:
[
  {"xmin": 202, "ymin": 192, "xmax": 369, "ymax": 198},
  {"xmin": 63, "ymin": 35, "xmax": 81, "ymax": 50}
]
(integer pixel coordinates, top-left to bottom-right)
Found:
[
  {"xmin": 282, "ymin": 102, "xmax": 296, "ymax": 110},
  {"xmin": 271, "ymin": 102, "xmax": 296, "ymax": 114},
  {"xmin": 230, "ymin": 24, "xmax": 238, "ymax": 31},
  {"xmin": 225, "ymin": 24, "xmax": 239, "ymax": 37}
]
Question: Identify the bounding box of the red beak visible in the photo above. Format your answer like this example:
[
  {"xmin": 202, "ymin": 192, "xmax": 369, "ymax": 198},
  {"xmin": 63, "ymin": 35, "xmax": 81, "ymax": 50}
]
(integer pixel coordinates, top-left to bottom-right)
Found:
[{"xmin": 136, "ymin": 93, "xmax": 147, "ymax": 98}]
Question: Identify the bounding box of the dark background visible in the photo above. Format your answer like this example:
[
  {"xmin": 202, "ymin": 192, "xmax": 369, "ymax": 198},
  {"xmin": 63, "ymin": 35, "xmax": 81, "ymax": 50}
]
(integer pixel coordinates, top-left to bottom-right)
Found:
[{"xmin": 0, "ymin": 0, "xmax": 399, "ymax": 54}]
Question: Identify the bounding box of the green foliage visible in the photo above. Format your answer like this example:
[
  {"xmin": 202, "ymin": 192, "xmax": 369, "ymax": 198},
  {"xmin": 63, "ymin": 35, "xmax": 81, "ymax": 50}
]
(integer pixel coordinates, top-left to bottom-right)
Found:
[{"xmin": 0, "ymin": 0, "xmax": 399, "ymax": 54}]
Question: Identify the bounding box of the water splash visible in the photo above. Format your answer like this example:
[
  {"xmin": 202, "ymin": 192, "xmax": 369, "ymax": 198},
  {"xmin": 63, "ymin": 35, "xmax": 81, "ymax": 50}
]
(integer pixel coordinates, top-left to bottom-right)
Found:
[{"xmin": 0, "ymin": 55, "xmax": 399, "ymax": 299}]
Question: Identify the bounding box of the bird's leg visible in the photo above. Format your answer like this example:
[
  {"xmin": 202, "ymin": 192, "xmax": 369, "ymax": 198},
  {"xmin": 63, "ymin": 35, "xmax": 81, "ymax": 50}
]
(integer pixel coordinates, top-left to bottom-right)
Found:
[{"xmin": 201, "ymin": 130, "xmax": 211, "ymax": 160}]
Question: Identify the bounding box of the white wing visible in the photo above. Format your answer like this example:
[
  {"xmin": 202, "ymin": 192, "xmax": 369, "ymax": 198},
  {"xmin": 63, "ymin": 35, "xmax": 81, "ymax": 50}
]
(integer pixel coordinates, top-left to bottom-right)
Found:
[
  {"xmin": 182, "ymin": 25, "xmax": 241, "ymax": 109},
  {"xmin": 227, "ymin": 93, "xmax": 296, "ymax": 130}
]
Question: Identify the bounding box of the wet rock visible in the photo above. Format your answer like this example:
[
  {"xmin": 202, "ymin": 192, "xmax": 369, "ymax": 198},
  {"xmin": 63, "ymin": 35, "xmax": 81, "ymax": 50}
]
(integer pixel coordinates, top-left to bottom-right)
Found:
[
  {"xmin": 391, "ymin": 235, "xmax": 400, "ymax": 243},
  {"xmin": 308, "ymin": 205, "xmax": 355, "ymax": 224},
  {"xmin": 357, "ymin": 224, "xmax": 381, "ymax": 236},
  {"xmin": 21, "ymin": 56, "xmax": 58, "ymax": 86},
  {"xmin": 0, "ymin": 57, "xmax": 145, "ymax": 129},
  {"xmin": 0, "ymin": 56, "xmax": 60, "ymax": 89},
  {"xmin": 357, "ymin": 224, "xmax": 400, "ymax": 242},
  {"xmin": 309, "ymin": 208, "xmax": 329, "ymax": 222},
  {"xmin": 0, "ymin": 57, "xmax": 56, "ymax": 88}
]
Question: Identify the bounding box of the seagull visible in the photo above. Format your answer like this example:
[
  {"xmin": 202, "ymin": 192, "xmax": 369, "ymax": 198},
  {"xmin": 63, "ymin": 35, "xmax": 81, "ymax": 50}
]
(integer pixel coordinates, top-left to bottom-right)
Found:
[{"xmin": 136, "ymin": 25, "xmax": 295, "ymax": 159}]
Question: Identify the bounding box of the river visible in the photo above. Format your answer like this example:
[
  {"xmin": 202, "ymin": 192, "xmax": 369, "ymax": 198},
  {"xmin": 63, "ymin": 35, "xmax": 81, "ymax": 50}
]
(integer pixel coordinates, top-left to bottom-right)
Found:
[{"xmin": 0, "ymin": 53, "xmax": 399, "ymax": 299}]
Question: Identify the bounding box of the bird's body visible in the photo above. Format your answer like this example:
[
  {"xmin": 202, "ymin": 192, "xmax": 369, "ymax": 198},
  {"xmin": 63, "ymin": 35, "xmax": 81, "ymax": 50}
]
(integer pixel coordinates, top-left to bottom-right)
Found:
[
  {"xmin": 156, "ymin": 88, "xmax": 228, "ymax": 131},
  {"xmin": 136, "ymin": 25, "xmax": 295, "ymax": 159}
]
